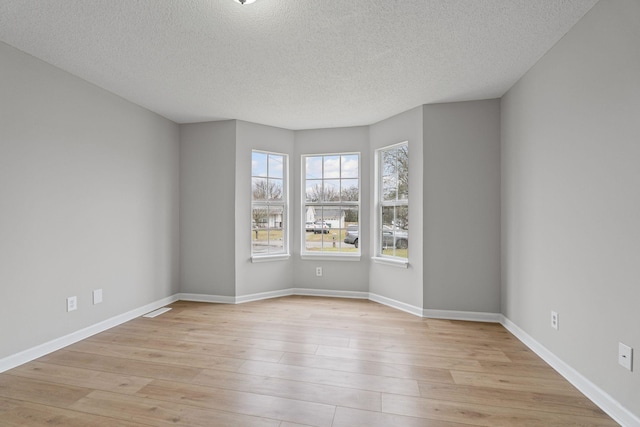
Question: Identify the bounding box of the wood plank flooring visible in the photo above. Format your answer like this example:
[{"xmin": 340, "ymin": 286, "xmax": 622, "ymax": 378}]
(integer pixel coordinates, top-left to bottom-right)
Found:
[{"xmin": 0, "ymin": 296, "xmax": 619, "ymax": 426}]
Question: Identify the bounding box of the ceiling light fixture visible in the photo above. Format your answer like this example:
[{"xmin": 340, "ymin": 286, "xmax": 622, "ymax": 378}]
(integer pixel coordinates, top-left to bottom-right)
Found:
[{"xmin": 234, "ymin": 0, "xmax": 256, "ymax": 4}]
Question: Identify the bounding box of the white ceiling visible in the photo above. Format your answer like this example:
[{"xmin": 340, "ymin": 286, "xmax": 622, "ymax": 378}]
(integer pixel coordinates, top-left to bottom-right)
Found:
[{"xmin": 0, "ymin": 0, "xmax": 598, "ymax": 130}]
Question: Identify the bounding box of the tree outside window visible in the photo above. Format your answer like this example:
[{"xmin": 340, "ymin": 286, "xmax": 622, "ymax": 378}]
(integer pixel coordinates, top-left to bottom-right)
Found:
[
  {"xmin": 303, "ymin": 153, "xmax": 360, "ymax": 254},
  {"xmin": 378, "ymin": 143, "xmax": 408, "ymax": 259},
  {"xmin": 252, "ymin": 151, "xmax": 287, "ymax": 256}
]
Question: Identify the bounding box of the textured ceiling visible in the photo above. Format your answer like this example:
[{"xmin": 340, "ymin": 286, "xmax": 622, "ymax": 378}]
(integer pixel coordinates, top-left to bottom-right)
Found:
[{"xmin": 0, "ymin": 0, "xmax": 598, "ymax": 130}]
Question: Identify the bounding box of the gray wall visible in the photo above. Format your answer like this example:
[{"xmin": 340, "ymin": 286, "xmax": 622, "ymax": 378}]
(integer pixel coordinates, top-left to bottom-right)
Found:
[
  {"xmin": 179, "ymin": 121, "xmax": 237, "ymax": 296},
  {"xmin": 180, "ymin": 120, "xmax": 298, "ymax": 298},
  {"xmin": 293, "ymin": 126, "xmax": 370, "ymax": 292},
  {"xmin": 369, "ymin": 107, "xmax": 424, "ymax": 308},
  {"xmin": 236, "ymin": 121, "xmax": 295, "ymax": 296},
  {"xmin": 423, "ymin": 100, "xmax": 501, "ymax": 312},
  {"xmin": 501, "ymin": 0, "xmax": 640, "ymax": 417},
  {"xmin": 0, "ymin": 42, "xmax": 180, "ymax": 359}
]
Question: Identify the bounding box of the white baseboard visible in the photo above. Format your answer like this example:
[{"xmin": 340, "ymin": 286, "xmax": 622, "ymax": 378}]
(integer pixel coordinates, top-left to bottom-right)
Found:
[
  {"xmin": 291, "ymin": 288, "xmax": 369, "ymax": 300},
  {"xmin": 182, "ymin": 288, "xmax": 369, "ymax": 305},
  {"xmin": 423, "ymin": 308, "xmax": 501, "ymax": 323},
  {"xmin": 177, "ymin": 292, "xmax": 236, "ymax": 304},
  {"xmin": 181, "ymin": 290, "xmax": 500, "ymax": 324},
  {"xmin": 368, "ymin": 292, "xmax": 423, "ymax": 317},
  {"xmin": 501, "ymin": 315, "xmax": 640, "ymax": 427},
  {"xmin": 0, "ymin": 294, "xmax": 179, "ymax": 373},
  {"xmin": 236, "ymin": 289, "xmax": 294, "ymax": 304}
]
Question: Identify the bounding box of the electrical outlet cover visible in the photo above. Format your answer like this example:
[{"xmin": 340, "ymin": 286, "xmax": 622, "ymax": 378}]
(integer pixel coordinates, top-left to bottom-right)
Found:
[
  {"xmin": 93, "ymin": 289, "xmax": 103, "ymax": 304},
  {"xmin": 619, "ymin": 342, "xmax": 633, "ymax": 371},
  {"xmin": 551, "ymin": 311, "xmax": 558, "ymax": 330},
  {"xmin": 67, "ymin": 296, "xmax": 77, "ymax": 312}
]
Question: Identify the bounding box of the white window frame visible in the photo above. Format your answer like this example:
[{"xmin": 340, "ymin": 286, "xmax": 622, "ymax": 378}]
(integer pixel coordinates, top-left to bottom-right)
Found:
[
  {"xmin": 251, "ymin": 150, "xmax": 289, "ymax": 262},
  {"xmin": 373, "ymin": 142, "xmax": 409, "ymax": 267},
  {"xmin": 301, "ymin": 152, "xmax": 361, "ymax": 260}
]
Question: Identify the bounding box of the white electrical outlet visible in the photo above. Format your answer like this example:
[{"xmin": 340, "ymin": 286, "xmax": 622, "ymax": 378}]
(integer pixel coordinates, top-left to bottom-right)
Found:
[
  {"xmin": 93, "ymin": 289, "xmax": 103, "ymax": 305},
  {"xmin": 618, "ymin": 342, "xmax": 633, "ymax": 371},
  {"xmin": 316, "ymin": 267, "xmax": 322, "ymax": 277},
  {"xmin": 551, "ymin": 311, "xmax": 559, "ymax": 330},
  {"xmin": 67, "ymin": 296, "xmax": 77, "ymax": 312}
]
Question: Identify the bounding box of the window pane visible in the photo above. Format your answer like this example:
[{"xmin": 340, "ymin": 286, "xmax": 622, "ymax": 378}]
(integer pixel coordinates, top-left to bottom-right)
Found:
[
  {"xmin": 252, "ymin": 178, "xmax": 268, "ymax": 201},
  {"xmin": 267, "ymin": 206, "xmax": 284, "ymax": 254},
  {"xmin": 343, "ymin": 206, "xmax": 358, "ymax": 225},
  {"xmin": 252, "ymin": 207, "xmax": 268, "ymax": 228},
  {"xmin": 342, "ymin": 155, "xmax": 359, "ymax": 178},
  {"xmin": 341, "ymin": 179, "xmax": 359, "ymax": 202},
  {"xmin": 305, "ymin": 225, "xmax": 324, "ymax": 251},
  {"xmin": 381, "ymin": 206, "xmax": 394, "ymax": 229},
  {"xmin": 324, "ymin": 155, "xmax": 340, "ymax": 178},
  {"xmin": 306, "ymin": 180, "xmax": 322, "ymax": 202},
  {"xmin": 323, "ymin": 180, "xmax": 341, "ymax": 201},
  {"xmin": 268, "ymin": 154, "xmax": 284, "ymax": 179},
  {"xmin": 269, "ymin": 178, "xmax": 283, "ymax": 201},
  {"xmin": 382, "ymin": 149, "xmax": 396, "ymax": 177},
  {"xmin": 305, "ymin": 205, "xmax": 327, "ymax": 252},
  {"xmin": 381, "ymin": 205, "xmax": 409, "ymax": 230},
  {"xmin": 267, "ymin": 229, "xmax": 284, "ymax": 253},
  {"xmin": 397, "ymin": 146, "xmax": 409, "ymax": 200},
  {"xmin": 252, "ymin": 207, "xmax": 285, "ymax": 255},
  {"xmin": 306, "ymin": 157, "xmax": 322, "ymax": 179},
  {"xmin": 396, "ymin": 205, "xmax": 409, "ymax": 230},
  {"xmin": 252, "ymin": 228, "xmax": 267, "ymax": 255},
  {"xmin": 304, "ymin": 206, "xmax": 317, "ymax": 228},
  {"xmin": 321, "ymin": 205, "xmax": 340, "ymax": 227},
  {"xmin": 382, "ymin": 175, "xmax": 397, "ymax": 201},
  {"xmin": 381, "ymin": 230, "xmax": 408, "ymax": 258},
  {"xmin": 252, "ymin": 152, "xmax": 268, "ymax": 177},
  {"xmin": 343, "ymin": 207, "xmax": 360, "ymax": 250},
  {"xmin": 398, "ymin": 181, "xmax": 409, "ymax": 201}
]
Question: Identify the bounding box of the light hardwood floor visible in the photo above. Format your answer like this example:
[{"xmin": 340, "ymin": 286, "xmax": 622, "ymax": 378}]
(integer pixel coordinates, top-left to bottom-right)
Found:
[{"xmin": 0, "ymin": 296, "xmax": 619, "ymax": 426}]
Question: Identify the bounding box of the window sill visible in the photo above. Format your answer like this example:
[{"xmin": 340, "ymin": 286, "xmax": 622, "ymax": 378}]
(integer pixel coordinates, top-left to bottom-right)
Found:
[
  {"xmin": 301, "ymin": 253, "xmax": 361, "ymax": 262},
  {"xmin": 371, "ymin": 256, "xmax": 409, "ymax": 268},
  {"xmin": 251, "ymin": 254, "xmax": 291, "ymax": 263}
]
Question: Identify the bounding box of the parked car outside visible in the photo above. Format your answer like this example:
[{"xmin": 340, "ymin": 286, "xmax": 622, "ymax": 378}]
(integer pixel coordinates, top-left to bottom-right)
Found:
[
  {"xmin": 313, "ymin": 220, "xmax": 330, "ymax": 234},
  {"xmin": 383, "ymin": 229, "xmax": 408, "ymax": 249},
  {"xmin": 305, "ymin": 222, "xmax": 315, "ymax": 232},
  {"xmin": 344, "ymin": 225, "xmax": 359, "ymax": 248},
  {"xmin": 344, "ymin": 225, "xmax": 408, "ymax": 249}
]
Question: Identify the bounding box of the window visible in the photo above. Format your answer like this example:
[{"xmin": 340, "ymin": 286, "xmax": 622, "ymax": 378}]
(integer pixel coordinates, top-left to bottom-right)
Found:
[
  {"xmin": 251, "ymin": 151, "xmax": 287, "ymax": 257},
  {"xmin": 376, "ymin": 142, "xmax": 408, "ymax": 260},
  {"xmin": 303, "ymin": 153, "xmax": 360, "ymax": 255}
]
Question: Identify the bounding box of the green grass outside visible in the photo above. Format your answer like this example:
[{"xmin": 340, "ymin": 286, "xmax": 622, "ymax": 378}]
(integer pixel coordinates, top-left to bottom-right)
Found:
[
  {"xmin": 253, "ymin": 227, "xmax": 407, "ymax": 258},
  {"xmin": 382, "ymin": 248, "xmax": 408, "ymax": 259},
  {"xmin": 305, "ymin": 230, "xmax": 344, "ymax": 241},
  {"xmin": 252, "ymin": 229, "xmax": 346, "ymax": 242},
  {"xmin": 305, "ymin": 228, "xmax": 356, "ymax": 252},
  {"xmin": 252, "ymin": 229, "xmax": 284, "ymax": 241}
]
